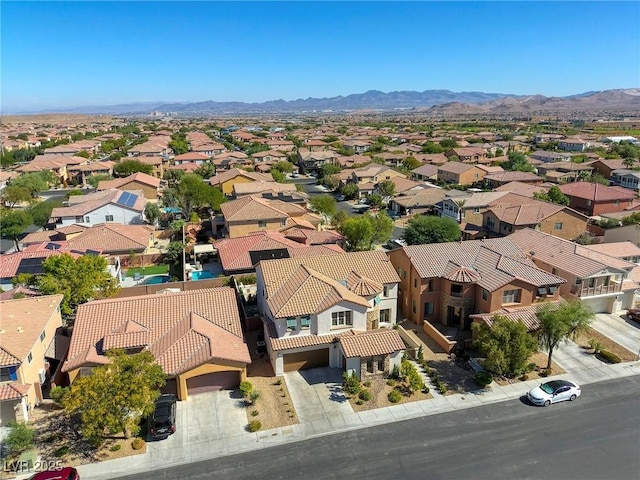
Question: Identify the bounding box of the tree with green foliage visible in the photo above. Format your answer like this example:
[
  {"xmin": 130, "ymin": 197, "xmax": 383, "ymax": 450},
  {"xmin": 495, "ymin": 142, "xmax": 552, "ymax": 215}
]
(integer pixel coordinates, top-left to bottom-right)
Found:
[
  {"xmin": 0, "ymin": 209, "xmax": 32, "ymax": 251},
  {"xmin": 473, "ymin": 315, "xmax": 538, "ymax": 376},
  {"xmin": 86, "ymin": 173, "xmax": 113, "ymax": 188},
  {"xmin": 621, "ymin": 211, "xmax": 640, "ymax": 225},
  {"xmin": 144, "ymin": 202, "xmax": 162, "ymax": 226},
  {"xmin": 502, "ymin": 152, "xmax": 534, "ymax": 172},
  {"xmin": 168, "ymin": 132, "xmax": 189, "ymax": 155},
  {"xmin": 63, "ymin": 349, "xmax": 166, "ymax": 443},
  {"xmin": 422, "ymin": 142, "xmax": 444, "ymax": 154},
  {"xmin": 339, "ymin": 183, "xmax": 359, "ymax": 199},
  {"xmin": 536, "ymin": 300, "xmax": 594, "ymax": 370},
  {"xmin": 403, "ymin": 215, "xmax": 461, "ymax": 245},
  {"xmin": 439, "ymin": 139, "xmax": 458, "ymax": 150},
  {"xmin": 246, "ymin": 142, "xmax": 270, "ymax": 156},
  {"xmin": 10, "ymin": 171, "xmax": 58, "ymax": 197},
  {"xmin": 320, "ymin": 163, "xmax": 341, "ymax": 179},
  {"xmin": 367, "ymin": 193, "xmax": 384, "ymax": 209},
  {"xmin": 272, "ymin": 161, "xmax": 294, "ymax": 174},
  {"xmin": 27, "ymin": 199, "xmax": 63, "ymax": 227},
  {"xmin": 310, "ymin": 194, "xmax": 337, "ymax": 221},
  {"xmin": 402, "ymin": 157, "xmax": 421, "ymax": 170},
  {"xmin": 74, "ymin": 150, "xmax": 91, "ymax": 159},
  {"xmin": 194, "ymin": 163, "xmax": 216, "ymax": 179},
  {"xmin": 533, "ymin": 185, "xmax": 569, "ymax": 206},
  {"xmin": 1, "ymin": 185, "xmax": 32, "ymax": 207},
  {"xmin": 337, "ymin": 212, "xmax": 393, "ymax": 251},
  {"xmin": 365, "ymin": 211, "xmax": 394, "ymax": 249},
  {"xmin": 163, "ymin": 169, "xmax": 185, "ymax": 187},
  {"xmin": 163, "ymin": 174, "xmax": 225, "ymax": 218},
  {"xmin": 271, "ymin": 169, "xmax": 286, "ymax": 183},
  {"xmin": 587, "ymin": 173, "xmax": 611, "ymax": 186},
  {"xmin": 4, "ymin": 421, "xmax": 35, "ymax": 455},
  {"xmin": 113, "ymin": 159, "xmax": 153, "ymax": 177},
  {"xmin": 15, "ymin": 253, "xmax": 120, "ymax": 315},
  {"xmin": 376, "ymin": 180, "xmax": 396, "ymax": 199}
]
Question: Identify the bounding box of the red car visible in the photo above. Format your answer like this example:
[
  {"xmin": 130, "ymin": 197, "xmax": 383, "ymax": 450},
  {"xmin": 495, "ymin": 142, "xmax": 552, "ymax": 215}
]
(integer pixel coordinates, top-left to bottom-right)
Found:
[
  {"xmin": 628, "ymin": 308, "xmax": 640, "ymax": 322},
  {"xmin": 28, "ymin": 468, "xmax": 79, "ymax": 480}
]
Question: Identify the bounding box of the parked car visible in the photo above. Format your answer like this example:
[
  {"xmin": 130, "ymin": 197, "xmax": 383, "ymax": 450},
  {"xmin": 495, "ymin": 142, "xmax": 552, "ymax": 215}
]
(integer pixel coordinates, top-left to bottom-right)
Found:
[
  {"xmin": 627, "ymin": 308, "xmax": 640, "ymax": 322},
  {"xmin": 149, "ymin": 394, "xmax": 177, "ymax": 439},
  {"xmin": 527, "ymin": 380, "xmax": 581, "ymax": 407},
  {"xmin": 335, "ymin": 194, "xmax": 346, "ymax": 201},
  {"xmin": 28, "ymin": 468, "xmax": 79, "ymax": 480}
]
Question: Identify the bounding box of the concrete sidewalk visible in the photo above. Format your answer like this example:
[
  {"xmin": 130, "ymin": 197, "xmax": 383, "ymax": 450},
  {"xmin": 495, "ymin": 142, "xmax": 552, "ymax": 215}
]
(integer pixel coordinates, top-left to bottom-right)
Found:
[{"xmin": 70, "ymin": 359, "xmax": 640, "ymax": 480}]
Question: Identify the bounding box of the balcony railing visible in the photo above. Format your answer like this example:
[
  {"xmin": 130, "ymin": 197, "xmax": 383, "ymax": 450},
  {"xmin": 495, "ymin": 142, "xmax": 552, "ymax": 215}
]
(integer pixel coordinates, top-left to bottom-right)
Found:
[{"xmin": 571, "ymin": 283, "xmax": 620, "ymax": 297}]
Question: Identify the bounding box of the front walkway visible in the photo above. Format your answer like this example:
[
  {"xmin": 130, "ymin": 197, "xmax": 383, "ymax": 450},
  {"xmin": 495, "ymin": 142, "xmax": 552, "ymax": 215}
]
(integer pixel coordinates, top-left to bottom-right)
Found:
[{"xmin": 592, "ymin": 313, "xmax": 640, "ymax": 358}]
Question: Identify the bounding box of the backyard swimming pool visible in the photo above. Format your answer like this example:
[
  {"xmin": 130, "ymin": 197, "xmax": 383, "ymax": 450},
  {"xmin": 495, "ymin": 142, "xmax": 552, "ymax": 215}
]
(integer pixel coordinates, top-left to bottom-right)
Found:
[
  {"xmin": 140, "ymin": 275, "xmax": 170, "ymax": 285},
  {"xmin": 191, "ymin": 270, "xmax": 216, "ymax": 280}
]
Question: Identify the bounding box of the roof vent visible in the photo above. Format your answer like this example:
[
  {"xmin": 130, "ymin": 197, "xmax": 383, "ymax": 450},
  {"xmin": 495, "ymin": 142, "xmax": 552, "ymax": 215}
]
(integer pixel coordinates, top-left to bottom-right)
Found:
[{"xmin": 17, "ymin": 327, "xmax": 24, "ymax": 333}]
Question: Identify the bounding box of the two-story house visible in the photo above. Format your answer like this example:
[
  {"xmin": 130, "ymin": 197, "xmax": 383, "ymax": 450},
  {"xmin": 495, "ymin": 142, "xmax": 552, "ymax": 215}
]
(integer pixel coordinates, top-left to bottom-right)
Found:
[
  {"xmin": 256, "ymin": 251, "xmax": 404, "ymax": 378},
  {"xmin": 437, "ymin": 162, "xmax": 486, "ymax": 186},
  {"xmin": 97, "ymin": 172, "xmax": 161, "ymax": 199},
  {"xmin": 437, "ymin": 191, "xmax": 509, "ymax": 237},
  {"xmin": 210, "ymin": 168, "xmax": 274, "ymax": 196},
  {"xmin": 610, "ymin": 169, "xmax": 640, "ymax": 193},
  {"xmin": 387, "ymin": 238, "xmax": 565, "ymax": 337},
  {"xmin": 557, "ymin": 138, "xmax": 590, "ymax": 152},
  {"xmin": 1, "ymin": 295, "xmax": 65, "ymax": 423},
  {"xmin": 445, "ymin": 147, "xmax": 487, "ymax": 163},
  {"xmin": 49, "ymin": 189, "xmax": 146, "ymax": 227},
  {"xmin": 509, "ymin": 229, "xmax": 638, "ymax": 312},
  {"xmin": 558, "ymin": 182, "xmax": 637, "ymax": 216},
  {"xmin": 297, "ymin": 150, "xmax": 338, "ymax": 173},
  {"xmin": 483, "ymin": 171, "xmax": 543, "ymax": 189}
]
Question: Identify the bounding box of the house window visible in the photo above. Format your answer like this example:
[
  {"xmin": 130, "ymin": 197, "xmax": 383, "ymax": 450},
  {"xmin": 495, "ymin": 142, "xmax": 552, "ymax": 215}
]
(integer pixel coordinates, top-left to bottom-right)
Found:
[
  {"xmin": 366, "ymin": 359, "xmax": 374, "ymax": 373},
  {"xmin": 552, "ymin": 268, "xmax": 557, "ymax": 275},
  {"xmin": 412, "ymin": 299, "xmax": 416, "ymax": 314},
  {"xmin": 286, "ymin": 317, "xmax": 297, "ymax": 331},
  {"xmin": 27, "ymin": 353, "xmax": 33, "ymax": 364},
  {"xmin": 554, "ymin": 222, "xmax": 563, "ymax": 230},
  {"xmin": 40, "ymin": 331, "xmax": 46, "ymax": 342},
  {"xmin": 258, "ymin": 220, "xmax": 267, "ymax": 228},
  {"xmin": 377, "ymin": 357, "xmax": 384, "ymax": 371},
  {"xmin": 383, "ymin": 285, "xmax": 389, "ymax": 297},
  {"xmin": 482, "ymin": 289, "xmax": 488, "ymax": 301},
  {"xmin": 403, "ymin": 271, "xmax": 407, "ymax": 279},
  {"xmin": 280, "ymin": 219, "xmax": 287, "ymax": 227},
  {"xmin": 502, "ymin": 289, "xmax": 520, "ymax": 304},
  {"xmin": 397, "ymin": 267, "xmax": 402, "ymax": 277},
  {"xmin": 427, "ymin": 279, "xmax": 433, "ymax": 292},
  {"xmin": 486, "ymin": 217, "xmax": 495, "ymax": 228},
  {"xmin": 586, "ymin": 200, "xmax": 592, "ymax": 206},
  {"xmin": 413, "ymin": 278, "xmax": 418, "ymax": 289},
  {"xmin": 76, "ymin": 216, "xmax": 84, "ymax": 223},
  {"xmin": 331, "ymin": 311, "xmax": 352, "ymax": 327},
  {"xmin": 85, "ymin": 216, "xmax": 90, "ymax": 223},
  {"xmin": 300, "ymin": 316, "xmax": 311, "ymax": 329},
  {"xmin": 0, "ymin": 366, "xmax": 18, "ymax": 382},
  {"xmin": 423, "ymin": 302, "xmax": 434, "ymax": 318},
  {"xmin": 105, "ymin": 215, "xmax": 114, "ymax": 222},
  {"xmin": 380, "ymin": 309, "xmax": 391, "ymax": 323},
  {"xmin": 473, "ymin": 208, "xmax": 480, "ymax": 213},
  {"xmin": 451, "ymin": 284, "xmax": 462, "ymax": 297}
]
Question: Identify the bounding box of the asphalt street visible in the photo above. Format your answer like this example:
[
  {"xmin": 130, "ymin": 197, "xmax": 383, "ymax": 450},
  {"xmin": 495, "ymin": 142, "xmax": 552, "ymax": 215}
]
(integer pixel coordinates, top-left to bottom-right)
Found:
[{"xmin": 114, "ymin": 375, "xmax": 640, "ymax": 480}]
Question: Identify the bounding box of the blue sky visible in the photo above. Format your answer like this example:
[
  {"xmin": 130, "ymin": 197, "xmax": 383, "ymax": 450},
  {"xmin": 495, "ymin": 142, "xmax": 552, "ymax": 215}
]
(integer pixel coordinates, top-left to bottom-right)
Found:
[{"xmin": 2, "ymin": 1, "xmax": 639, "ymax": 112}]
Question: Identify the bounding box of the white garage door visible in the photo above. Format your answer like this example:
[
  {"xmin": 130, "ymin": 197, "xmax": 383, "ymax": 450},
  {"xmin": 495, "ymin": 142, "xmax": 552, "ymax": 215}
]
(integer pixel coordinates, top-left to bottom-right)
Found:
[{"xmin": 583, "ymin": 297, "xmax": 614, "ymax": 314}]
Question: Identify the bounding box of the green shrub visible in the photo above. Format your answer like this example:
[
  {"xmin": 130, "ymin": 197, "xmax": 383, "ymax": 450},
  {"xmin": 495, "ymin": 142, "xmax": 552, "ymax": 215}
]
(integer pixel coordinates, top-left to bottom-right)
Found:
[
  {"xmin": 388, "ymin": 390, "xmax": 402, "ymax": 403},
  {"xmin": 355, "ymin": 399, "xmax": 364, "ymax": 405},
  {"xmin": 474, "ymin": 371, "xmax": 493, "ymax": 387},
  {"xmin": 421, "ymin": 387, "xmax": 430, "ymax": 394},
  {"xmin": 54, "ymin": 445, "xmax": 69, "ymax": 457},
  {"xmin": 251, "ymin": 410, "xmax": 259, "ymax": 417},
  {"xmin": 246, "ymin": 390, "xmax": 261, "ymax": 405},
  {"xmin": 391, "ymin": 364, "xmax": 400, "ymax": 379},
  {"xmin": 408, "ymin": 371, "xmax": 425, "ymax": 394},
  {"xmin": 438, "ymin": 383, "xmax": 448, "ymax": 394},
  {"xmin": 519, "ymin": 374, "xmax": 529, "ymax": 381},
  {"xmin": 239, "ymin": 381, "xmax": 254, "ymax": 397},
  {"xmin": 248, "ymin": 420, "xmax": 262, "ymax": 432},
  {"xmin": 417, "ymin": 345, "xmax": 424, "ymax": 362},
  {"xmin": 131, "ymin": 438, "xmax": 145, "ymax": 450},
  {"xmin": 274, "ymin": 378, "xmax": 282, "ymax": 386},
  {"xmin": 386, "ymin": 379, "xmax": 396, "ymax": 386},
  {"xmin": 363, "ymin": 380, "xmax": 372, "ymax": 388},
  {"xmin": 598, "ymin": 350, "xmax": 621, "ymax": 364},
  {"xmin": 342, "ymin": 371, "xmax": 361, "ymax": 395},
  {"xmin": 50, "ymin": 386, "xmax": 69, "ymax": 407},
  {"xmin": 589, "ymin": 339, "xmax": 604, "ymax": 354},
  {"xmin": 109, "ymin": 444, "xmax": 121, "ymax": 452},
  {"xmin": 358, "ymin": 390, "xmax": 372, "ymax": 401},
  {"xmin": 4, "ymin": 421, "xmax": 35, "ymax": 454},
  {"xmin": 526, "ymin": 362, "xmax": 538, "ymax": 373}
]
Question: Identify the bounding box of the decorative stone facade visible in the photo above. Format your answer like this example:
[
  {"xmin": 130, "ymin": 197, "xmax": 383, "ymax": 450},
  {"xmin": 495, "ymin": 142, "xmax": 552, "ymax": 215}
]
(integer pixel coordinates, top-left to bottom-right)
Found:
[
  {"xmin": 360, "ymin": 354, "xmax": 391, "ymax": 377},
  {"xmin": 439, "ymin": 292, "xmax": 475, "ymax": 329},
  {"xmin": 366, "ymin": 307, "xmax": 380, "ymax": 330}
]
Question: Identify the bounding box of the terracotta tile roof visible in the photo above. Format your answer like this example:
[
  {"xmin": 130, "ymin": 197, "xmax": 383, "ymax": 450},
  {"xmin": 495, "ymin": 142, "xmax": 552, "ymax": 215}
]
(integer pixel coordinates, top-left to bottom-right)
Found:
[
  {"xmin": 0, "ymin": 347, "xmax": 21, "ymax": 366},
  {"xmin": 438, "ymin": 162, "xmax": 477, "ymax": 174},
  {"xmin": 402, "ymin": 238, "xmax": 565, "ymax": 292},
  {"xmin": 346, "ymin": 271, "xmax": 383, "ymax": 297},
  {"xmin": 414, "ymin": 153, "xmax": 448, "ymax": 165},
  {"xmin": 0, "ymin": 286, "xmax": 39, "ymax": 301},
  {"xmin": 339, "ymin": 329, "xmax": 405, "ymax": 358},
  {"xmin": 169, "ymin": 162, "xmax": 199, "ymax": 172},
  {"xmin": 411, "ymin": 164, "xmax": 438, "ymax": 177},
  {"xmin": 392, "ymin": 188, "xmax": 448, "ymax": 208},
  {"xmin": 559, "ymin": 182, "xmax": 636, "ymax": 201},
  {"xmin": 485, "ymin": 171, "xmax": 542, "ymax": 183},
  {"xmin": 233, "ymin": 182, "xmax": 297, "ymax": 195},
  {"xmin": 0, "ymin": 250, "xmax": 71, "ymax": 278},
  {"xmin": 97, "ymin": 172, "xmax": 160, "ymax": 190},
  {"xmin": 260, "ymin": 251, "xmax": 400, "ymax": 299},
  {"xmin": 582, "ymin": 242, "xmax": 640, "ymax": 259},
  {"xmin": 220, "ymin": 196, "xmax": 290, "ymax": 222},
  {"xmin": 443, "ymin": 264, "xmax": 481, "ymax": 283},
  {"xmin": 174, "ymin": 152, "xmax": 211, "ymax": 161},
  {"xmin": 388, "ymin": 176, "xmax": 425, "ymax": 194},
  {"xmin": 64, "ymin": 287, "xmax": 249, "ymax": 375},
  {"xmin": 50, "ymin": 189, "xmax": 145, "ymax": 218},
  {"xmin": 0, "ymin": 383, "xmax": 31, "ymax": 400},
  {"xmin": 508, "ymin": 229, "xmax": 633, "ymax": 277},
  {"xmin": 486, "ymin": 192, "xmax": 579, "ymax": 225},
  {"xmin": 470, "ymin": 300, "xmax": 564, "ymax": 332},
  {"xmin": 267, "ymin": 264, "xmax": 370, "ymax": 318},
  {"xmin": 0, "ymin": 295, "xmax": 63, "ymax": 364},
  {"xmin": 61, "ymin": 223, "xmax": 153, "ymax": 253},
  {"xmin": 495, "ymin": 181, "xmax": 548, "ymax": 198},
  {"xmin": 264, "ymin": 317, "xmax": 346, "ymax": 351},
  {"xmin": 284, "ymin": 228, "xmax": 344, "ymax": 245}
]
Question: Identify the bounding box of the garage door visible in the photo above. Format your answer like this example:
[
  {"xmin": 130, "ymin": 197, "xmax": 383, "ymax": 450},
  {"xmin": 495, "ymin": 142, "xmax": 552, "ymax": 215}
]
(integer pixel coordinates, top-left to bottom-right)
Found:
[
  {"xmin": 284, "ymin": 349, "xmax": 329, "ymax": 372},
  {"xmin": 583, "ymin": 297, "xmax": 613, "ymax": 314},
  {"xmin": 186, "ymin": 371, "xmax": 239, "ymax": 395}
]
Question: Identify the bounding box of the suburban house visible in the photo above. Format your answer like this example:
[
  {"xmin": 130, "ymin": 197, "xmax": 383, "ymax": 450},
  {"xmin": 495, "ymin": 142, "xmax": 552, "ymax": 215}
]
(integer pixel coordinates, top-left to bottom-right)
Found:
[
  {"xmin": 411, "ymin": 164, "xmax": 439, "ymax": 182},
  {"xmin": 529, "ymin": 151, "xmax": 572, "ymax": 163},
  {"xmin": 297, "ymin": 151, "xmax": 338, "ymax": 172},
  {"xmin": 494, "ymin": 181, "xmax": 548, "ymax": 198},
  {"xmin": 388, "ymin": 188, "xmax": 449, "ymax": 217},
  {"xmin": 16, "ymin": 155, "xmax": 85, "ymax": 184},
  {"xmin": 128, "ymin": 142, "xmax": 168, "ymax": 157},
  {"xmin": 482, "ymin": 192, "xmax": 589, "ymax": 240},
  {"xmin": 251, "ymin": 150, "xmax": 288, "ymax": 165},
  {"xmin": 97, "ymin": 172, "xmax": 161, "ymax": 199},
  {"xmin": 610, "ymin": 169, "xmax": 640, "ymax": 192},
  {"xmin": 437, "ymin": 191, "xmax": 509, "ymax": 229},
  {"xmin": 256, "ymin": 251, "xmax": 404, "ymax": 377},
  {"xmin": 213, "ymin": 151, "xmax": 251, "ymax": 171},
  {"xmin": 209, "ymin": 168, "xmax": 273, "ymax": 196},
  {"xmin": 232, "ymin": 181, "xmax": 298, "ymax": 199},
  {"xmin": 134, "ymin": 156, "xmax": 165, "ymax": 178},
  {"xmin": 218, "ymin": 196, "xmax": 321, "ymax": 238},
  {"xmin": 387, "ymin": 238, "xmax": 565, "ymax": 336},
  {"xmin": 483, "ymin": 171, "xmax": 543, "ymax": 189},
  {"xmin": 0, "ymin": 295, "xmax": 65, "ymax": 423},
  {"xmin": 437, "ymin": 162, "xmax": 486, "ymax": 186},
  {"xmin": 445, "ymin": 147, "xmax": 487, "ymax": 163},
  {"xmin": 587, "ymin": 158, "xmax": 627, "ymax": 179},
  {"xmin": 49, "ymin": 189, "xmax": 147, "ymax": 227},
  {"xmin": 508, "ymin": 229, "xmax": 638, "ymax": 312},
  {"xmin": 557, "ymin": 138, "xmax": 590, "ymax": 152},
  {"xmin": 558, "ymin": 182, "xmax": 637, "ymax": 216},
  {"xmin": 536, "ymin": 162, "xmax": 594, "ymax": 184},
  {"xmin": 67, "ymin": 161, "xmax": 115, "ymax": 186},
  {"xmin": 377, "ymin": 176, "xmax": 427, "ymax": 198},
  {"xmin": 173, "ymin": 152, "xmax": 211, "ymax": 165},
  {"xmin": 213, "ymin": 231, "xmax": 344, "ymax": 275},
  {"xmin": 347, "ymin": 164, "xmax": 406, "ymax": 186},
  {"xmin": 191, "ymin": 143, "xmax": 227, "ymax": 156},
  {"xmin": 533, "ymin": 134, "xmax": 565, "ymax": 144},
  {"xmin": 582, "ymin": 241, "xmax": 640, "ymax": 266},
  {"xmin": 62, "ymin": 288, "xmax": 250, "ymax": 400}
]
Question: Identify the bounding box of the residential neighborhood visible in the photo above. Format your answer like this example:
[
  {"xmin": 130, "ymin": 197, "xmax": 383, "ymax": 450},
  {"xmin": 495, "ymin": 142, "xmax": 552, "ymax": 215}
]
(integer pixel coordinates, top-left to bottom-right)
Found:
[{"xmin": 1, "ymin": 114, "xmax": 639, "ymax": 479}]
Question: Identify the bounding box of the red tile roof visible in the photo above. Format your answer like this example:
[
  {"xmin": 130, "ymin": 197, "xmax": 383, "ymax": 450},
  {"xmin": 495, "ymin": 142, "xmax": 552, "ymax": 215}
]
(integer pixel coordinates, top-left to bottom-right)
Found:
[
  {"xmin": 559, "ymin": 182, "xmax": 636, "ymax": 201},
  {"xmin": 339, "ymin": 329, "xmax": 405, "ymax": 358},
  {"xmin": 0, "ymin": 383, "xmax": 31, "ymax": 400}
]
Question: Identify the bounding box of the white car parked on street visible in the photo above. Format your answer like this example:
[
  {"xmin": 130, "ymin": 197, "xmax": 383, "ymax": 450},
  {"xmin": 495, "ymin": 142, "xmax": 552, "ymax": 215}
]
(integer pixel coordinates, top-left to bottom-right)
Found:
[{"xmin": 527, "ymin": 379, "xmax": 581, "ymax": 406}]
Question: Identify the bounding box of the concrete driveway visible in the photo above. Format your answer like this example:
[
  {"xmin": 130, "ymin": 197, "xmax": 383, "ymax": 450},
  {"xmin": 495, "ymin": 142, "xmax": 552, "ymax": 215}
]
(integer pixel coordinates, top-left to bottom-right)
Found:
[
  {"xmin": 284, "ymin": 367, "xmax": 354, "ymax": 423},
  {"xmin": 592, "ymin": 313, "xmax": 640, "ymax": 357},
  {"xmin": 147, "ymin": 389, "xmax": 247, "ymax": 454}
]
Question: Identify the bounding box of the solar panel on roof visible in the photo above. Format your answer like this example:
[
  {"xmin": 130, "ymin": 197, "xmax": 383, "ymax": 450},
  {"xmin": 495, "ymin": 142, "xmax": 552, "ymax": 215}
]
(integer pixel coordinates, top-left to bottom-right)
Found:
[
  {"xmin": 125, "ymin": 193, "xmax": 138, "ymax": 207},
  {"xmin": 116, "ymin": 191, "xmax": 131, "ymax": 207},
  {"xmin": 17, "ymin": 258, "xmax": 46, "ymax": 275}
]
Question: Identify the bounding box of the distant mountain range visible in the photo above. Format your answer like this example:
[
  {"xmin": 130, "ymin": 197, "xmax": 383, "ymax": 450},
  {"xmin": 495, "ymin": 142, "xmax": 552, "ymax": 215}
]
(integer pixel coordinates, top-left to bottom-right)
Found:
[{"xmin": 14, "ymin": 88, "xmax": 640, "ymax": 116}]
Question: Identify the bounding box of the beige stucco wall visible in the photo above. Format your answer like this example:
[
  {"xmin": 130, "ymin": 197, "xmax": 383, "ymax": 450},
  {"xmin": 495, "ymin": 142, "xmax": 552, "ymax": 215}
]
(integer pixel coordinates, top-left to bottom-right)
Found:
[{"xmin": 227, "ymin": 218, "xmax": 287, "ymax": 238}]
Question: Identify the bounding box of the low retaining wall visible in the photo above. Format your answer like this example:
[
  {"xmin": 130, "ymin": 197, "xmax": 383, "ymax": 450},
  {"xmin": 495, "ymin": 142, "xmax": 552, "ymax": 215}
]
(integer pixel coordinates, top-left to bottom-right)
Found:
[
  {"xmin": 115, "ymin": 277, "xmax": 229, "ymax": 298},
  {"xmin": 422, "ymin": 321, "xmax": 457, "ymax": 354}
]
